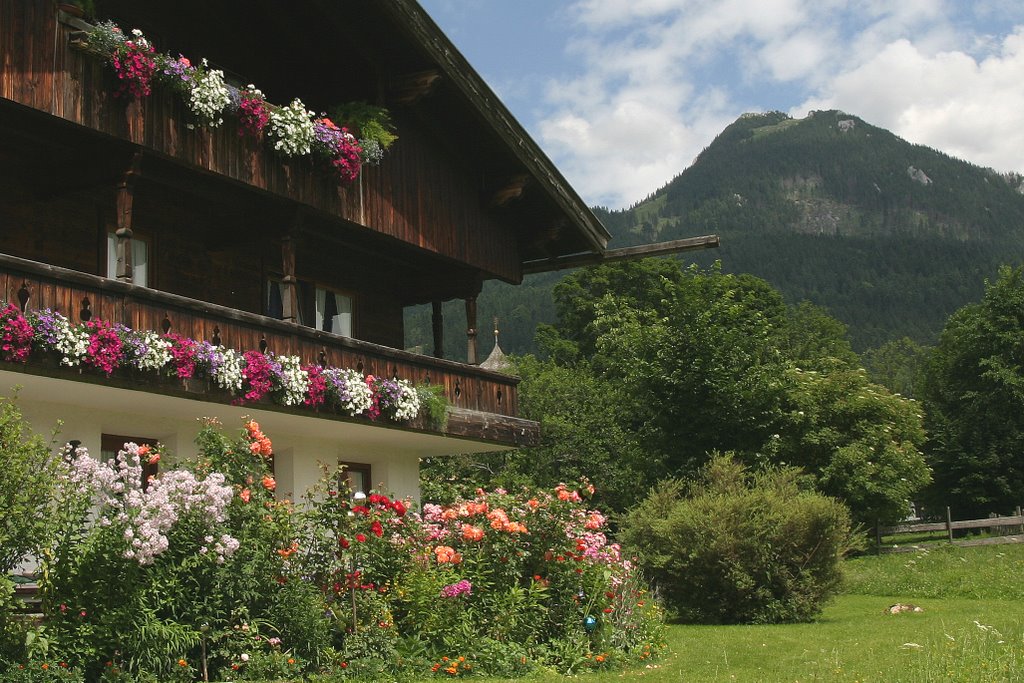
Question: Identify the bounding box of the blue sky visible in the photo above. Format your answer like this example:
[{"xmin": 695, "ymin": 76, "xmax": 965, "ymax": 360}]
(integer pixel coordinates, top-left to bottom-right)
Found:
[{"xmin": 419, "ymin": 0, "xmax": 1024, "ymax": 209}]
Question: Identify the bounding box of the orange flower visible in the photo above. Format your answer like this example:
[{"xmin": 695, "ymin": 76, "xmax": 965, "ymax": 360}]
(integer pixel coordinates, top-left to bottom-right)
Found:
[
  {"xmin": 41, "ymin": 664, "xmax": 49, "ymax": 671},
  {"xmin": 147, "ymin": 452, "xmax": 160, "ymax": 465},
  {"xmin": 262, "ymin": 475, "xmax": 276, "ymax": 492},
  {"xmin": 177, "ymin": 659, "xmax": 187, "ymax": 667},
  {"xmin": 595, "ymin": 654, "xmax": 606, "ymax": 663},
  {"xmin": 287, "ymin": 658, "xmax": 296, "ymax": 665},
  {"xmin": 277, "ymin": 540, "xmax": 299, "ymax": 558},
  {"xmin": 527, "ymin": 498, "xmax": 539, "ymax": 509},
  {"xmin": 461, "ymin": 524, "xmax": 484, "ymax": 542},
  {"xmin": 240, "ymin": 488, "xmax": 251, "ymax": 503}
]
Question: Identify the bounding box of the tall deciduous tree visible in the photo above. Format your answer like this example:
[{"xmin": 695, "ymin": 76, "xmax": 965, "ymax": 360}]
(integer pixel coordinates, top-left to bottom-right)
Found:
[{"xmin": 922, "ymin": 266, "xmax": 1024, "ymax": 517}]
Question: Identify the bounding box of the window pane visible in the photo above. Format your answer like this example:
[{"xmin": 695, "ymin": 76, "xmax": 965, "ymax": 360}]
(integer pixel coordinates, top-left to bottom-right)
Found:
[
  {"xmin": 106, "ymin": 233, "xmax": 148, "ymax": 287},
  {"xmin": 316, "ymin": 287, "xmax": 353, "ymax": 336},
  {"xmin": 333, "ymin": 292, "xmax": 353, "ymax": 337},
  {"xmin": 267, "ymin": 280, "xmax": 284, "ymax": 319},
  {"xmin": 132, "ymin": 238, "xmax": 148, "ymax": 287}
]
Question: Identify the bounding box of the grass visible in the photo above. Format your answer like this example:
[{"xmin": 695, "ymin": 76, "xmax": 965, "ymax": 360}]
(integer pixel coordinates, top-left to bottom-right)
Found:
[{"xmin": 482, "ymin": 544, "xmax": 1024, "ymax": 683}]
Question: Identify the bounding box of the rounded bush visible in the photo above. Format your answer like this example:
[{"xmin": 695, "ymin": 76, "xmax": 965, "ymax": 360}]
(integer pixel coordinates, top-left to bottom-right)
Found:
[{"xmin": 621, "ymin": 454, "xmax": 854, "ymax": 624}]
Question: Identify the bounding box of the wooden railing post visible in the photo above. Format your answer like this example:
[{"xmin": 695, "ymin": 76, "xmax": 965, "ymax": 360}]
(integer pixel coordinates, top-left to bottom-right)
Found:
[{"xmin": 946, "ymin": 506, "xmax": 953, "ymax": 543}]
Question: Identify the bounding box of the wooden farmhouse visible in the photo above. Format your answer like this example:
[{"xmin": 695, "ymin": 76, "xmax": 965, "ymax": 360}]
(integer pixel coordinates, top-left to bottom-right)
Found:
[{"xmin": 0, "ymin": 0, "xmax": 626, "ymax": 501}]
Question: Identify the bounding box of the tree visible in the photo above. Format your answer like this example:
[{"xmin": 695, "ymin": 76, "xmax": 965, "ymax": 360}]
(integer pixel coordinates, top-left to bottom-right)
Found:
[
  {"xmin": 774, "ymin": 367, "xmax": 929, "ymax": 525},
  {"xmin": 922, "ymin": 266, "xmax": 1024, "ymax": 516},
  {"xmin": 420, "ymin": 357, "xmax": 649, "ymax": 512},
  {"xmin": 862, "ymin": 337, "xmax": 930, "ymax": 398},
  {"xmin": 587, "ymin": 264, "xmax": 791, "ymax": 477}
]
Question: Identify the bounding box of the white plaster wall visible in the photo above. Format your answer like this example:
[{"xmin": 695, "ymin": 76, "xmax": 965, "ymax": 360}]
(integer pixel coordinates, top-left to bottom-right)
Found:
[{"xmin": 3, "ymin": 374, "xmax": 422, "ymax": 505}]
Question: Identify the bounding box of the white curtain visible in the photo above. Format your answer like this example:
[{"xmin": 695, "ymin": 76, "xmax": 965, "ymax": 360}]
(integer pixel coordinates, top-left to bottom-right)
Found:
[{"xmin": 316, "ymin": 288, "xmax": 352, "ymax": 336}]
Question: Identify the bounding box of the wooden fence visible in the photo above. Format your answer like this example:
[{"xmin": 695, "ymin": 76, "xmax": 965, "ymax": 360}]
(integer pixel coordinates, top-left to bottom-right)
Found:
[{"xmin": 876, "ymin": 506, "xmax": 1024, "ymax": 550}]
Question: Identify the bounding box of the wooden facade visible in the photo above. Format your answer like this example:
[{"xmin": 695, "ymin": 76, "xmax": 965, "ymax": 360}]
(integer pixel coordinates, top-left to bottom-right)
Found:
[{"xmin": 0, "ymin": 0, "xmax": 610, "ymax": 453}]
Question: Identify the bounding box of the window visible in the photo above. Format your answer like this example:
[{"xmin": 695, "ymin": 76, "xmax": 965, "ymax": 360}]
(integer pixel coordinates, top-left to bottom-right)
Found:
[
  {"xmin": 101, "ymin": 433, "xmax": 159, "ymax": 490},
  {"xmin": 340, "ymin": 462, "xmax": 371, "ymax": 497},
  {"xmin": 315, "ymin": 286, "xmax": 353, "ymax": 337},
  {"xmin": 106, "ymin": 232, "xmax": 149, "ymax": 287}
]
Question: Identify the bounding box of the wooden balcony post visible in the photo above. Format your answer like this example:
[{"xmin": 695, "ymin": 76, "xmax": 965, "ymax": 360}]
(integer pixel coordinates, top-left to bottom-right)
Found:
[
  {"xmin": 115, "ymin": 152, "xmax": 143, "ymax": 283},
  {"xmin": 465, "ymin": 295, "xmax": 478, "ymax": 365},
  {"xmin": 431, "ymin": 300, "xmax": 444, "ymax": 358}
]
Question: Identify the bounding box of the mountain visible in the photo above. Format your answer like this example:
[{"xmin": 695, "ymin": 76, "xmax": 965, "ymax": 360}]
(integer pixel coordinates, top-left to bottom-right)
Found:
[{"xmin": 406, "ymin": 110, "xmax": 1024, "ymax": 357}]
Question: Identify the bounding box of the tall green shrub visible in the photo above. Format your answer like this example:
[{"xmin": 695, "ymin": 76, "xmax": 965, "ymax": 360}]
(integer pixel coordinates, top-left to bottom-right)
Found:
[
  {"xmin": 0, "ymin": 393, "xmax": 63, "ymax": 664},
  {"xmin": 621, "ymin": 454, "xmax": 855, "ymax": 624}
]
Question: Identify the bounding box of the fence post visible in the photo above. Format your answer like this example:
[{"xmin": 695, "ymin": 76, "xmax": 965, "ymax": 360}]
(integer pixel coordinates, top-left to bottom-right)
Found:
[
  {"xmin": 946, "ymin": 506, "xmax": 953, "ymax": 543},
  {"xmin": 1017, "ymin": 505, "xmax": 1022, "ymax": 534}
]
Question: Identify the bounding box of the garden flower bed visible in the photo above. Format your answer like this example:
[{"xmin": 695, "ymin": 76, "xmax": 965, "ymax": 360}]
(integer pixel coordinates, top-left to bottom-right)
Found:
[{"xmin": 1, "ymin": 420, "xmax": 664, "ymax": 681}]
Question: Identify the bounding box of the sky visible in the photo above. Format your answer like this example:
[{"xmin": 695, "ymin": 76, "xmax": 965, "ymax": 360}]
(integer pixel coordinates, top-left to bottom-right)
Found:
[{"xmin": 418, "ymin": 0, "xmax": 1024, "ymax": 210}]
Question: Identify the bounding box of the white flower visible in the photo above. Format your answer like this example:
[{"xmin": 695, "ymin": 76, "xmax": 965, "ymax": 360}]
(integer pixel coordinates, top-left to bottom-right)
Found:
[
  {"xmin": 275, "ymin": 354, "xmax": 309, "ymax": 406},
  {"xmin": 187, "ymin": 59, "xmax": 231, "ymax": 127},
  {"xmin": 268, "ymin": 98, "xmax": 315, "ymax": 157}
]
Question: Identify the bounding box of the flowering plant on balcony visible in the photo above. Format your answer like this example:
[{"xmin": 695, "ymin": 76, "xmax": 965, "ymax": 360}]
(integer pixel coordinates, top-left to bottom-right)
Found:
[
  {"xmin": 324, "ymin": 367, "xmax": 374, "ymax": 415},
  {"xmin": 0, "ymin": 303, "xmax": 32, "ymax": 363},
  {"xmin": 237, "ymin": 85, "xmax": 270, "ymax": 139},
  {"xmin": 371, "ymin": 375, "xmax": 421, "ymax": 422},
  {"xmin": 268, "ymin": 98, "xmax": 316, "ymax": 157},
  {"xmin": 187, "ymin": 59, "xmax": 232, "ymax": 127},
  {"xmin": 155, "ymin": 53, "xmax": 194, "ymax": 96},
  {"xmin": 86, "ymin": 21, "xmax": 157, "ymax": 99},
  {"xmin": 82, "ymin": 20, "xmax": 393, "ymax": 184},
  {"xmin": 9, "ymin": 306, "xmax": 443, "ymax": 424},
  {"xmin": 313, "ymin": 117, "xmax": 363, "ymax": 183}
]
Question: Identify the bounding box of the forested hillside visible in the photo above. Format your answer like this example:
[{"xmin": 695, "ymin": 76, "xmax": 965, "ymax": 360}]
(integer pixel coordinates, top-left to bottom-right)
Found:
[{"xmin": 406, "ymin": 110, "xmax": 1024, "ymax": 355}]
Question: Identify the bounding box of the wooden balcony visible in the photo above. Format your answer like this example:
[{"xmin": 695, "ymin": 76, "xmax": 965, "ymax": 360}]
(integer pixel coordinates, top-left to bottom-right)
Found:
[
  {"xmin": 0, "ymin": 252, "xmax": 539, "ymax": 448},
  {"xmin": 0, "ymin": 4, "xmax": 524, "ymax": 284}
]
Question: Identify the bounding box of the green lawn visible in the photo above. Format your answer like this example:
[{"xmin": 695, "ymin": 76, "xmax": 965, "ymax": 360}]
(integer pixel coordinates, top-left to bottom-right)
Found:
[{"xmin": 485, "ymin": 544, "xmax": 1024, "ymax": 683}]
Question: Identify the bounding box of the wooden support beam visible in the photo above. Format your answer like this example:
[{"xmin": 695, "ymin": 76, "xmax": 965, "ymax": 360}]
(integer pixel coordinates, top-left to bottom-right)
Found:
[
  {"xmin": 431, "ymin": 300, "xmax": 444, "ymax": 359},
  {"xmin": 114, "ymin": 152, "xmax": 144, "ymax": 283},
  {"xmin": 389, "ymin": 69, "xmax": 442, "ymax": 105},
  {"xmin": 465, "ymin": 296, "xmax": 478, "ymax": 365},
  {"xmin": 490, "ymin": 174, "xmax": 529, "ymax": 207},
  {"xmin": 280, "ymin": 215, "xmax": 302, "ymax": 324},
  {"xmin": 521, "ymin": 234, "xmax": 720, "ymax": 274}
]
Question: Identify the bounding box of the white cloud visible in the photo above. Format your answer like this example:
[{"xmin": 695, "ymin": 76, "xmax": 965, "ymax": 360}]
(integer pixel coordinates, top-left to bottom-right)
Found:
[
  {"xmin": 797, "ymin": 27, "xmax": 1024, "ymax": 172},
  {"xmin": 535, "ymin": 0, "xmax": 1024, "ymax": 208}
]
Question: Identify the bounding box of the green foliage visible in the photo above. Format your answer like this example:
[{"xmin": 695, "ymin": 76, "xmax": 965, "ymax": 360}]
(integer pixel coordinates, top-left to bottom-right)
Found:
[
  {"xmin": 416, "ymin": 383, "xmax": 449, "ymax": 431},
  {"xmin": 421, "ymin": 356, "xmax": 648, "ymax": 512},
  {"xmin": 0, "ymin": 661, "xmax": 85, "ymax": 682},
  {"xmin": 774, "ymin": 367, "xmax": 930, "ymax": 525},
  {"xmin": 0, "ymin": 393, "xmax": 63, "ymax": 574},
  {"xmin": 327, "ymin": 102, "xmax": 397, "ymax": 150},
  {"xmin": 922, "ymin": 265, "xmax": 1024, "ymax": 517},
  {"xmin": 862, "ymin": 336, "xmax": 931, "ymax": 398},
  {"xmin": 586, "ymin": 263, "xmax": 791, "ymax": 476},
  {"xmin": 621, "ymin": 455, "xmax": 855, "ymax": 624}
]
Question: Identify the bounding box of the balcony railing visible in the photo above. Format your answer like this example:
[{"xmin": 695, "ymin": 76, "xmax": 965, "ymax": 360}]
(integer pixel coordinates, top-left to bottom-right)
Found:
[{"xmin": 0, "ymin": 252, "xmax": 538, "ymax": 447}]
